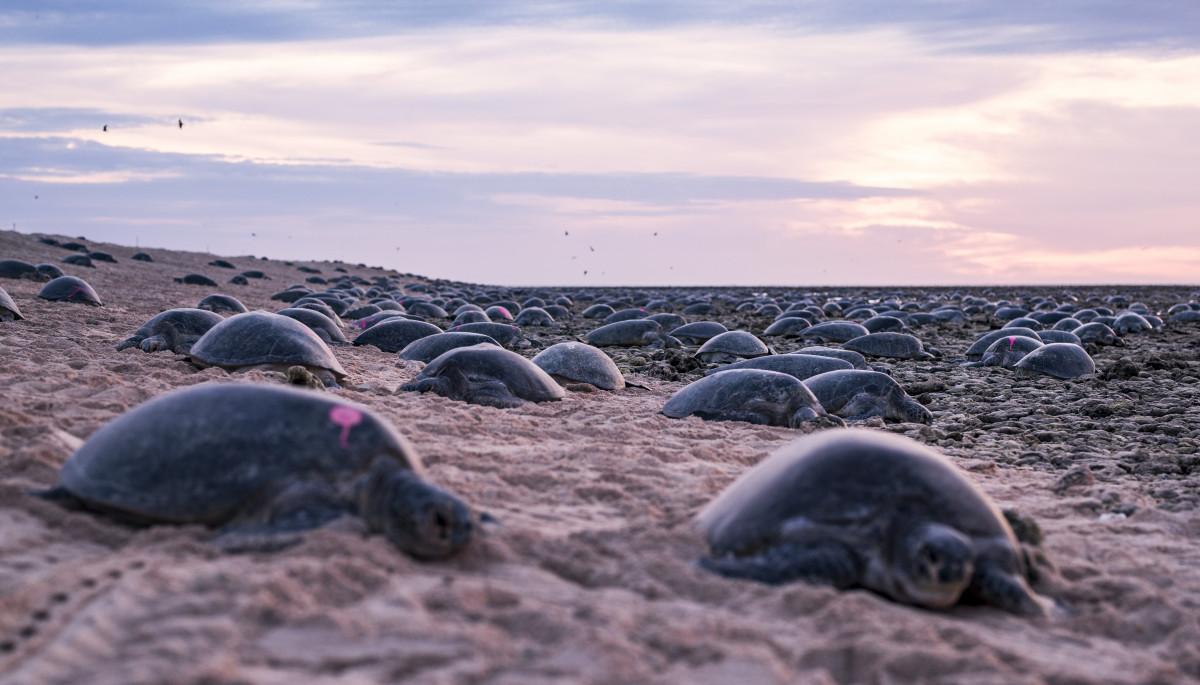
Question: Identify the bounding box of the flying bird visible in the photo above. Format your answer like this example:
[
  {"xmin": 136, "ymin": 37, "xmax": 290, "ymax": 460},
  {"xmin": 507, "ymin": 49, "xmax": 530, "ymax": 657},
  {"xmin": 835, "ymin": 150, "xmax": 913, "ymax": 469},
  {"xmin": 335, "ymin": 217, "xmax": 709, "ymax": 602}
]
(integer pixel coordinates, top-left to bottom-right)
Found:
[
  {"xmin": 178, "ymin": 119, "xmax": 184, "ymax": 129},
  {"xmin": 564, "ymin": 230, "xmax": 569, "ymax": 236},
  {"xmin": 102, "ymin": 125, "xmax": 107, "ymax": 132},
  {"xmin": 588, "ymin": 246, "xmax": 595, "ymax": 252}
]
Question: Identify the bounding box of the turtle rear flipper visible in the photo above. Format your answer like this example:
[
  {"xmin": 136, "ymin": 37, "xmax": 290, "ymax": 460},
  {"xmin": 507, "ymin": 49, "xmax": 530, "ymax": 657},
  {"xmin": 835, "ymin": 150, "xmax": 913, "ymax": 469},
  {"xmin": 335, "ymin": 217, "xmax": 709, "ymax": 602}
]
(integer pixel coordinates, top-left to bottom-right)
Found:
[
  {"xmin": 215, "ymin": 481, "xmax": 352, "ymax": 553},
  {"xmin": 698, "ymin": 541, "xmax": 861, "ymax": 587},
  {"xmin": 966, "ymin": 563, "xmax": 1054, "ymax": 616}
]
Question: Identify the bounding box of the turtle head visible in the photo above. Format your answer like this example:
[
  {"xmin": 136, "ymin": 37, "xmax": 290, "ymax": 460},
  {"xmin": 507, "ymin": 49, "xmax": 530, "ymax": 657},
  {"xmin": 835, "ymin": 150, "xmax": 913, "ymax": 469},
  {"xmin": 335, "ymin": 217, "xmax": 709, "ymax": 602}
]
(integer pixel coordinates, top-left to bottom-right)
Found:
[
  {"xmin": 359, "ymin": 464, "xmax": 473, "ymax": 560},
  {"xmin": 901, "ymin": 398, "xmax": 934, "ymax": 424},
  {"xmin": 895, "ymin": 522, "xmax": 974, "ymax": 608}
]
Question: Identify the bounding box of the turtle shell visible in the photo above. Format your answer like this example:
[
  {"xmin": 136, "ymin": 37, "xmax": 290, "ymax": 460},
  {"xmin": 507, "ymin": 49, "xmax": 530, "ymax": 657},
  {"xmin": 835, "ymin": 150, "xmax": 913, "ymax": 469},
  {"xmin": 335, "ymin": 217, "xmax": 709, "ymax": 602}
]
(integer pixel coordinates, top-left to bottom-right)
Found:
[
  {"xmin": 190, "ymin": 311, "xmax": 346, "ymax": 378},
  {"xmin": 57, "ymin": 383, "xmax": 418, "ymax": 523},
  {"xmin": 400, "ymin": 332, "xmax": 500, "ymax": 363},
  {"xmin": 532, "ymin": 342, "xmax": 624, "ymax": 390},
  {"xmin": 0, "ymin": 285, "xmax": 23, "ymax": 320},
  {"xmin": 38, "ymin": 276, "xmax": 103, "ymax": 306},
  {"xmin": 1013, "ymin": 343, "xmax": 1095, "ymax": 380}
]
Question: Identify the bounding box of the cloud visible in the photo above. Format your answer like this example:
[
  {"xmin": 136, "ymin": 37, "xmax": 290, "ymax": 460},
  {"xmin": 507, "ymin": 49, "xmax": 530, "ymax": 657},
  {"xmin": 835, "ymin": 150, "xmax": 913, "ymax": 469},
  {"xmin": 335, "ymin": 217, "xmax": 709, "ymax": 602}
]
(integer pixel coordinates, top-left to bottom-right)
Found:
[{"xmin": 0, "ymin": 107, "xmax": 166, "ymax": 132}]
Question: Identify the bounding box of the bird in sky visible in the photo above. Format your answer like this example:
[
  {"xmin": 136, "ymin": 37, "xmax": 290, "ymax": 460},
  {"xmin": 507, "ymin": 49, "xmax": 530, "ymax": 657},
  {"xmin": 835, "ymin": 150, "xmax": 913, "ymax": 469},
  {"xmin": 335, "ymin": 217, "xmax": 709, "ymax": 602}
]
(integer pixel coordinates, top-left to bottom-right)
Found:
[
  {"xmin": 588, "ymin": 246, "xmax": 595, "ymax": 252},
  {"xmin": 102, "ymin": 125, "xmax": 107, "ymax": 132},
  {"xmin": 177, "ymin": 119, "xmax": 184, "ymax": 129},
  {"xmin": 564, "ymin": 230, "xmax": 569, "ymax": 236}
]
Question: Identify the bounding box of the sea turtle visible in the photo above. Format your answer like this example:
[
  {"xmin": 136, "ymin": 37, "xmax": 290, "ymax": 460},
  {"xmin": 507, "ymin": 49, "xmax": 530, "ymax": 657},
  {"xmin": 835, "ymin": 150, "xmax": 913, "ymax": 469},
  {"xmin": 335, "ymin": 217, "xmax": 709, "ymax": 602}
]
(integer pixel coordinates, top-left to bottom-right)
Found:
[
  {"xmin": 1112, "ymin": 312, "xmax": 1153, "ymax": 335},
  {"xmin": 647, "ymin": 312, "xmax": 686, "ymax": 330},
  {"xmin": 353, "ymin": 311, "xmax": 409, "ymax": 330},
  {"xmin": 706, "ymin": 353, "xmax": 852, "ymax": 381},
  {"xmin": 454, "ymin": 310, "xmax": 491, "ymax": 326},
  {"xmin": 762, "ymin": 317, "xmax": 811, "ymax": 337},
  {"xmin": 1051, "ymin": 317, "xmax": 1083, "ymax": 332},
  {"xmin": 1036, "ymin": 330, "xmax": 1081, "ymax": 345},
  {"xmin": 1072, "ymin": 322, "xmax": 1120, "ymax": 346},
  {"xmin": 271, "ymin": 288, "xmax": 313, "ymax": 303},
  {"xmin": 843, "ymin": 332, "xmax": 935, "ymax": 361},
  {"xmin": 407, "ymin": 302, "xmax": 449, "ymax": 319},
  {"xmin": 862, "ymin": 315, "xmax": 908, "ymax": 333},
  {"xmin": 695, "ymin": 429, "xmax": 1051, "ymax": 615},
  {"xmin": 532, "ymin": 341, "xmax": 625, "ymax": 390},
  {"xmin": 799, "ymin": 321, "xmax": 869, "ymax": 344},
  {"xmin": 62, "ymin": 254, "xmax": 95, "ymax": 268},
  {"xmin": 208, "ymin": 259, "xmax": 236, "ymax": 269},
  {"xmin": 514, "ymin": 307, "xmax": 555, "ymax": 327},
  {"xmin": 176, "ymin": 274, "xmax": 219, "ymax": 286},
  {"xmin": 604, "ymin": 307, "xmax": 648, "ymax": 324},
  {"xmin": 966, "ymin": 335, "xmax": 1044, "ymax": 369},
  {"xmin": 89, "ymin": 251, "xmax": 117, "ymax": 263},
  {"xmin": 117, "ymin": 308, "xmax": 224, "ymax": 353},
  {"xmin": 1171, "ymin": 310, "xmax": 1200, "ymax": 324},
  {"xmin": 485, "ymin": 305, "xmax": 514, "ymax": 322},
  {"xmin": 803, "ymin": 370, "xmax": 932, "ymax": 423},
  {"xmin": 345, "ymin": 304, "xmax": 383, "ymax": 320},
  {"xmin": 586, "ymin": 319, "xmax": 675, "ymax": 348},
  {"xmin": 449, "ymin": 322, "xmax": 529, "ymax": 349},
  {"xmin": 696, "ymin": 331, "xmax": 771, "ymax": 364},
  {"xmin": 401, "ymin": 344, "xmax": 565, "ymax": 408},
  {"xmin": 670, "ymin": 321, "xmax": 728, "ymax": 345},
  {"xmin": 1003, "ymin": 317, "xmax": 1043, "ymax": 331},
  {"xmin": 399, "ymin": 332, "xmax": 501, "ymax": 363},
  {"xmin": 190, "ymin": 311, "xmax": 348, "ymax": 387},
  {"xmin": 197, "ymin": 294, "xmax": 249, "ymax": 314},
  {"xmin": 662, "ymin": 369, "xmax": 840, "ymax": 428},
  {"xmin": 0, "ymin": 259, "xmax": 47, "ymax": 281},
  {"xmin": 796, "ymin": 346, "xmax": 869, "ymax": 370},
  {"xmin": 0, "ymin": 285, "xmax": 23, "ymax": 321},
  {"xmin": 38, "ymin": 276, "xmax": 103, "ymax": 306},
  {"xmin": 36, "ymin": 263, "xmax": 64, "ymax": 280},
  {"xmin": 278, "ymin": 307, "xmax": 351, "ymax": 346},
  {"xmin": 1012, "ymin": 343, "xmax": 1095, "ymax": 380},
  {"xmin": 964, "ymin": 328, "xmax": 1041, "ymax": 361},
  {"xmin": 294, "ymin": 300, "xmax": 345, "ymax": 326},
  {"xmin": 131, "ymin": 252, "xmax": 154, "ymax": 262},
  {"xmin": 353, "ymin": 318, "xmax": 443, "ymax": 353},
  {"xmin": 34, "ymin": 383, "xmax": 473, "ymax": 558},
  {"xmin": 582, "ymin": 304, "xmax": 616, "ymax": 319}
]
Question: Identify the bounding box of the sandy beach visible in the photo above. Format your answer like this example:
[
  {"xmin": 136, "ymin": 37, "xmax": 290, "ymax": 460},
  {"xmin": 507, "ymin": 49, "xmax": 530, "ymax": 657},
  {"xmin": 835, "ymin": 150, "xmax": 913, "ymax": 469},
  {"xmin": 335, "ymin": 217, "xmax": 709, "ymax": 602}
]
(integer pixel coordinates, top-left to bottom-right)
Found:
[{"xmin": 1, "ymin": 229, "xmax": 1198, "ymax": 685}]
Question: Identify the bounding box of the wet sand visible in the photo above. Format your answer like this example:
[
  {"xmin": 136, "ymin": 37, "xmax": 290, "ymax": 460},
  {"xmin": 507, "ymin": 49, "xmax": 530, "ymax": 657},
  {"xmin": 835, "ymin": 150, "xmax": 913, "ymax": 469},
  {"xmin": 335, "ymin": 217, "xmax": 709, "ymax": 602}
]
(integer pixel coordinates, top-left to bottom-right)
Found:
[{"xmin": 1, "ymin": 229, "xmax": 1198, "ymax": 684}]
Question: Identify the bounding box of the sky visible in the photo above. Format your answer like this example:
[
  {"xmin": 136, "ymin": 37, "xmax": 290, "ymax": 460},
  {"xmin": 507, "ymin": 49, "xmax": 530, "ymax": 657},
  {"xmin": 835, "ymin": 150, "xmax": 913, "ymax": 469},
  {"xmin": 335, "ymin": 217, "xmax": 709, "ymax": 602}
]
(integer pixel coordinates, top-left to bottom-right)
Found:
[{"xmin": 1, "ymin": 1, "xmax": 1199, "ymax": 285}]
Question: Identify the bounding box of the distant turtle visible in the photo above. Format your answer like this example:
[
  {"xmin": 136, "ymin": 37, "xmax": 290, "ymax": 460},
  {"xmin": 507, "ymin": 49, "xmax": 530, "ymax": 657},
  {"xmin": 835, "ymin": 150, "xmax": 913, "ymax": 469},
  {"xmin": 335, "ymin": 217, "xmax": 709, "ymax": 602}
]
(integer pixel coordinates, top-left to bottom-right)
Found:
[
  {"xmin": 190, "ymin": 311, "xmax": 348, "ymax": 387},
  {"xmin": 1012, "ymin": 343, "xmax": 1095, "ymax": 380},
  {"xmin": 514, "ymin": 307, "xmax": 555, "ymax": 327},
  {"xmin": 241, "ymin": 270, "xmax": 268, "ymax": 279},
  {"xmin": 454, "ymin": 310, "xmax": 490, "ymax": 326},
  {"xmin": 402, "ymin": 344, "xmax": 565, "ymax": 408},
  {"xmin": 399, "ymin": 332, "xmax": 501, "ymax": 363},
  {"xmin": 271, "ymin": 288, "xmax": 313, "ymax": 303},
  {"xmin": 662, "ymin": 369, "xmax": 841, "ymax": 428},
  {"xmin": 800, "ymin": 321, "xmax": 869, "ymax": 344},
  {"xmin": 1112, "ymin": 312, "xmax": 1152, "ymax": 335},
  {"xmin": 545, "ymin": 304, "xmax": 573, "ymax": 321},
  {"xmin": 485, "ymin": 305, "xmax": 514, "ymax": 322},
  {"xmin": 345, "ymin": 304, "xmax": 382, "ymax": 320},
  {"xmin": 796, "ymin": 346, "xmax": 868, "ymax": 370},
  {"xmin": 294, "ymin": 300, "xmax": 344, "ymax": 326},
  {"xmin": 1171, "ymin": 310, "xmax": 1200, "ymax": 324},
  {"xmin": 966, "ymin": 335, "xmax": 1043, "ymax": 369},
  {"xmin": 1072, "ymin": 322, "xmax": 1119, "ymax": 346},
  {"xmin": 706, "ymin": 353, "xmax": 852, "ymax": 381},
  {"xmin": 38, "ymin": 276, "xmax": 103, "ymax": 306},
  {"xmin": 532, "ymin": 342, "xmax": 625, "ymax": 390},
  {"xmin": 278, "ymin": 307, "xmax": 350, "ymax": 346},
  {"xmin": 0, "ymin": 285, "xmax": 23, "ymax": 320},
  {"xmin": 450, "ymin": 322, "xmax": 529, "ymax": 349},
  {"xmin": 36, "ymin": 263, "xmax": 64, "ymax": 280},
  {"xmin": 175, "ymin": 274, "xmax": 219, "ymax": 286},
  {"xmin": 228, "ymin": 275, "xmax": 250, "ymax": 285},
  {"xmin": 582, "ymin": 303, "xmax": 615, "ymax": 319},
  {"xmin": 862, "ymin": 315, "xmax": 908, "ymax": 333},
  {"xmin": 34, "ymin": 383, "xmax": 473, "ymax": 558},
  {"xmin": 62, "ymin": 254, "xmax": 95, "ymax": 268},
  {"xmin": 407, "ymin": 301, "xmax": 449, "ymax": 319},
  {"xmin": 696, "ymin": 331, "xmax": 770, "ymax": 364},
  {"xmin": 131, "ymin": 252, "xmax": 154, "ymax": 262},
  {"xmin": 604, "ymin": 307, "xmax": 647, "ymax": 324},
  {"xmin": 197, "ymin": 294, "xmax": 249, "ymax": 314},
  {"xmin": 208, "ymin": 259, "xmax": 235, "ymax": 269},
  {"xmin": 965, "ymin": 329, "xmax": 1041, "ymax": 361},
  {"xmin": 1036, "ymin": 330, "xmax": 1081, "ymax": 345},
  {"xmin": 353, "ymin": 318, "xmax": 443, "ymax": 353},
  {"xmin": 696, "ymin": 429, "xmax": 1050, "ymax": 615},
  {"xmin": 762, "ymin": 317, "xmax": 811, "ymax": 337},
  {"xmin": 117, "ymin": 308, "xmax": 224, "ymax": 353},
  {"xmin": 353, "ymin": 310, "xmax": 409, "ymax": 331},
  {"xmin": 89, "ymin": 251, "xmax": 117, "ymax": 263},
  {"xmin": 586, "ymin": 319, "xmax": 675, "ymax": 348},
  {"xmin": 0, "ymin": 259, "xmax": 47, "ymax": 281},
  {"xmin": 843, "ymin": 332, "xmax": 935, "ymax": 361},
  {"xmin": 804, "ymin": 370, "xmax": 932, "ymax": 423},
  {"xmin": 670, "ymin": 321, "xmax": 727, "ymax": 344},
  {"xmin": 1003, "ymin": 317, "xmax": 1043, "ymax": 331}
]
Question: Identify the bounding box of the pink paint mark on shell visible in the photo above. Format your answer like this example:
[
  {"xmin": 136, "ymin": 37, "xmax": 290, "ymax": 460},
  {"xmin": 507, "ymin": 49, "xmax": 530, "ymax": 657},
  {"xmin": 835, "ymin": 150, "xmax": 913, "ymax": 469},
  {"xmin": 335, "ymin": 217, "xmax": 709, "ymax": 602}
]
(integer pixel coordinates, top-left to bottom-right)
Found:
[
  {"xmin": 496, "ymin": 307, "xmax": 511, "ymax": 318},
  {"xmin": 329, "ymin": 405, "xmax": 364, "ymax": 448},
  {"xmin": 1008, "ymin": 336, "xmax": 1016, "ymax": 350}
]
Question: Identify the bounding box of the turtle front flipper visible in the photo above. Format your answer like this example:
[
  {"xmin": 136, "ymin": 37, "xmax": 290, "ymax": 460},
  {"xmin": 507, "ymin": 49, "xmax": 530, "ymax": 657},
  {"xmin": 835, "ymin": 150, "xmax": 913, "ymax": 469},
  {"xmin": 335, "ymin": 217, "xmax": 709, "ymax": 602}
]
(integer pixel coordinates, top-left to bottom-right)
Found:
[
  {"xmin": 967, "ymin": 563, "xmax": 1054, "ymax": 616},
  {"xmin": 698, "ymin": 541, "xmax": 861, "ymax": 587},
  {"xmin": 214, "ymin": 481, "xmax": 353, "ymax": 553}
]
